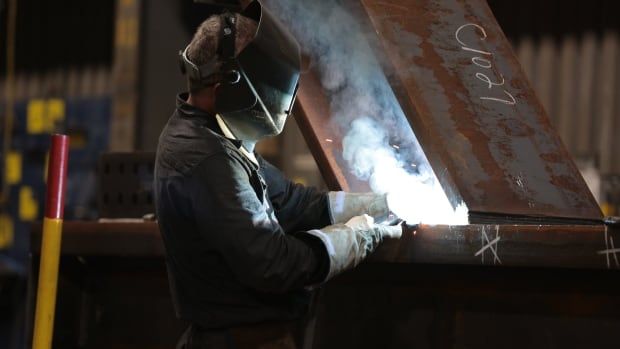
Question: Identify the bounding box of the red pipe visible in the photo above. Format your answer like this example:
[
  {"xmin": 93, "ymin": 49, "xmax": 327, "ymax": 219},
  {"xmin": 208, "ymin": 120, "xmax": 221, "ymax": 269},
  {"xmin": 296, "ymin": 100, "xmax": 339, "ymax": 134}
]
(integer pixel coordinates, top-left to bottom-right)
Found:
[{"xmin": 44, "ymin": 134, "xmax": 69, "ymax": 219}]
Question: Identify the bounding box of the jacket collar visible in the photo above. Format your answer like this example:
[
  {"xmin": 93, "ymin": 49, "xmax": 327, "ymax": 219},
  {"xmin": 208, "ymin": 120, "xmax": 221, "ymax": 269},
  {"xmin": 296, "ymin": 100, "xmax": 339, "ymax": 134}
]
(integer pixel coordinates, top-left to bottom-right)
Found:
[{"xmin": 175, "ymin": 92, "xmax": 243, "ymax": 149}]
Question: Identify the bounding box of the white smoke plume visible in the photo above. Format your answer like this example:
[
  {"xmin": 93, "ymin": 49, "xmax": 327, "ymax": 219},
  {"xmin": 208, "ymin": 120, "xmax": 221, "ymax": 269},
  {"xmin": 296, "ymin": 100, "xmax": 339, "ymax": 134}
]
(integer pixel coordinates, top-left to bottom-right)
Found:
[{"xmin": 265, "ymin": 0, "xmax": 467, "ymax": 224}]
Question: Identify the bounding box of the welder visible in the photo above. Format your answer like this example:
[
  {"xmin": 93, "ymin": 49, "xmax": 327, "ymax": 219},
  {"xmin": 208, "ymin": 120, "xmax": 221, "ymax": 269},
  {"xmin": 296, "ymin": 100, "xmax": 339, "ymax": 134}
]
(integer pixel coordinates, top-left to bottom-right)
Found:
[{"xmin": 154, "ymin": 1, "xmax": 402, "ymax": 348}]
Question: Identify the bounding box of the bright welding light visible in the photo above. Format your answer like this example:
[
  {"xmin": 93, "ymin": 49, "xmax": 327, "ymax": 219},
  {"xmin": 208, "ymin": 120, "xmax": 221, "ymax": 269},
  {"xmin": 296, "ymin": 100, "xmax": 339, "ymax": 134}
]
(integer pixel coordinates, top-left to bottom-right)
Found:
[
  {"xmin": 343, "ymin": 117, "xmax": 468, "ymax": 225},
  {"xmin": 261, "ymin": 0, "xmax": 468, "ymax": 225},
  {"xmin": 386, "ymin": 184, "xmax": 468, "ymax": 225},
  {"xmin": 375, "ymin": 150, "xmax": 468, "ymax": 225}
]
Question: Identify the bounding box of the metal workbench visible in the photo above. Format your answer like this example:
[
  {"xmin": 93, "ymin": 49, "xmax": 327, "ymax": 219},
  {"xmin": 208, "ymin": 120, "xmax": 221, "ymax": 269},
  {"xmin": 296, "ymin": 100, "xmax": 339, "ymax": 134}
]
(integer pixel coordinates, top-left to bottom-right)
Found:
[{"xmin": 28, "ymin": 221, "xmax": 620, "ymax": 348}]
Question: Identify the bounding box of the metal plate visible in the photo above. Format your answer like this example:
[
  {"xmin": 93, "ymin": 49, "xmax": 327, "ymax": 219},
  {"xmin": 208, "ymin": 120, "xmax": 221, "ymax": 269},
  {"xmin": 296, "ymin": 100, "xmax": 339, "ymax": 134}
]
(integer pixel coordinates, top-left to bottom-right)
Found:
[{"xmin": 358, "ymin": 0, "xmax": 602, "ymax": 223}]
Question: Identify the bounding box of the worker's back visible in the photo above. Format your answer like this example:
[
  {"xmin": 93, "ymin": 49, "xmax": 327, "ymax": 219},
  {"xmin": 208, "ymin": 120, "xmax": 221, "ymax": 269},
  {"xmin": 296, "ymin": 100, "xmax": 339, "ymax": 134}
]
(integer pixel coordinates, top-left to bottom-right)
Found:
[{"xmin": 154, "ymin": 94, "xmax": 325, "ymax": 330}]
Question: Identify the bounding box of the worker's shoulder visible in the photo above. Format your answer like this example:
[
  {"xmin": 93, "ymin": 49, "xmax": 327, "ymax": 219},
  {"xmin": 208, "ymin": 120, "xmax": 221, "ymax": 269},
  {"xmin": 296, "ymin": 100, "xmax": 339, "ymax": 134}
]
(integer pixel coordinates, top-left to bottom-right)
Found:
[{"xmin": 155, "ymin": 114, "xmax": 243, "ymax": 176}]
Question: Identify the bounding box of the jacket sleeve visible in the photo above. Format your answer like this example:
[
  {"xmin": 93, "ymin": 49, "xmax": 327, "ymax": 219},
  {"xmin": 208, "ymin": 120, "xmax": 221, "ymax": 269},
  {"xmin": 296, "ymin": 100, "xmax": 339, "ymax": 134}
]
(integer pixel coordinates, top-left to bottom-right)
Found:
[
  {"xmin": 188, "ymin": 151, "xmax": 325, "ymax": 293},
  {"xmin": 258, "ymin": 156, "xmax": 332, "ymax": 233}
]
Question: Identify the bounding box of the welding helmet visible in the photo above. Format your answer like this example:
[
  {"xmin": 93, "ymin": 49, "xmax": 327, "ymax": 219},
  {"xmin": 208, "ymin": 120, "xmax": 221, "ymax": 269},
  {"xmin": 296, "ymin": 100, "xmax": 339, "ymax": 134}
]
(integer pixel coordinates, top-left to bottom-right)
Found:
[{"xmin": 179, "ymin": 0, "xmax": 301, "ymax": 141}]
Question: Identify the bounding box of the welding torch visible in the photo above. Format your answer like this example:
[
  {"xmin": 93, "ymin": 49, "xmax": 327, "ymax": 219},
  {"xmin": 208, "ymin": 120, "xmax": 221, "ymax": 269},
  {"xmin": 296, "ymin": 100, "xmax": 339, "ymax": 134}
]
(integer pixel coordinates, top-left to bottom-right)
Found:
[{"xmin": 381, "ymin": 216, "xmax": 418, "ymax": 236}]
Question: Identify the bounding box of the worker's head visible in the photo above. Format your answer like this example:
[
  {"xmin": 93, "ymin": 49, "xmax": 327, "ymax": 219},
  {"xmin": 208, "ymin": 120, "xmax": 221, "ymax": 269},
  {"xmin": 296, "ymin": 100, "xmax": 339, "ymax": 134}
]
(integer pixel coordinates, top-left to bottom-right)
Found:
[
  {"xmin": 180, "ymin": 0, "xmax": 301, "ymax": 142},
  {"xmin": 185, "ymin": 13, "xmax": 257, "ymax": 94}
]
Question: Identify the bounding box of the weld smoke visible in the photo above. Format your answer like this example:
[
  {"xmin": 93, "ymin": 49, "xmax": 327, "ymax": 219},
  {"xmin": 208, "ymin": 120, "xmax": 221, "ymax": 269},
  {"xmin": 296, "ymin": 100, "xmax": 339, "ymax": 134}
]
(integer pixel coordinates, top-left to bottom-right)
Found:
[{"xmin": 265, "ymin": 0, "xmax": 467, "ymax": 224}]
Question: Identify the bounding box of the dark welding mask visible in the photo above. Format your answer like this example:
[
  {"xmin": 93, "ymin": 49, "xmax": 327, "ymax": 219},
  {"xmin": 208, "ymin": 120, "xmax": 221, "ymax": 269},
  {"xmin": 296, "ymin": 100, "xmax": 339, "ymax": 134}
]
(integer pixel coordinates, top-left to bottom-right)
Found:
[{"xmin": 179, "ymin": 0, "xmax": 301, "ymax": 141}]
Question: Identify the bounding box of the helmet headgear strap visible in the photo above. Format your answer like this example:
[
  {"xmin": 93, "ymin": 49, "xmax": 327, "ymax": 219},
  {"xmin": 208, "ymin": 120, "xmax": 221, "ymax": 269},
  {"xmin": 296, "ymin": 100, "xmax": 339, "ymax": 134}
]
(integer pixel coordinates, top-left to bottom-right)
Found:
[
  {"xmin": 179, "ymin": 11, "xmax": 240, "ymax": 92},
  {"xmin": 218, "ymin": 12, "xmax": 236, "ymax": 60}
]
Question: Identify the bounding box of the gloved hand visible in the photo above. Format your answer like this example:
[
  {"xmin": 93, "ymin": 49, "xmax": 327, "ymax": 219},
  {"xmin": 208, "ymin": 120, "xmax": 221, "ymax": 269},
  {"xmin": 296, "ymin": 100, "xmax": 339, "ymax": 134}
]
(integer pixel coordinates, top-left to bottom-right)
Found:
[
  {"xmin": 307, "ymin": 214, "xmax": 402, "ymax": 281},
  {"xmin": 328, "ymin": 191, "xmax": 397, "ymax": 224}
]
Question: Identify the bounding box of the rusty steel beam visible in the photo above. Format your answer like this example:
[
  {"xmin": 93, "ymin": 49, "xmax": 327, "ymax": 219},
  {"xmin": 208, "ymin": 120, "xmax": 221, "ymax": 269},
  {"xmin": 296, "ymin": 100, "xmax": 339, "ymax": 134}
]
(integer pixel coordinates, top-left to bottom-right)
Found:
[
  {"xmin": 31, "ymin": 222, "xmax": 620, "ymax": 271},
  {"xmin": 357, "ymin": 0, "xmax": 601, "ymax": 224},
  {"xmin": 294, "ymin": 71, "xmax": 348, "ymax": 191},
  {"xmin": 372, "ymin": 223, "xmax": 620, "ymax": 270}
]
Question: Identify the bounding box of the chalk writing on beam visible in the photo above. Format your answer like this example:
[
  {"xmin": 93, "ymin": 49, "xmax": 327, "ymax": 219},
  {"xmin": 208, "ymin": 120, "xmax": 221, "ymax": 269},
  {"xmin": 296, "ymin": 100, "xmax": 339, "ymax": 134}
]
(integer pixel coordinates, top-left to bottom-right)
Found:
[
  {"xmin": 472, "ymin": 56, "xmax": 492, "ymax": 69},
  {"xmin": 480, "ymin": 90, "xmax": 516, "ymax": 105},
  {"xmin": 455, "ymin": 23, "xmax": 517, "ymax": 106}
]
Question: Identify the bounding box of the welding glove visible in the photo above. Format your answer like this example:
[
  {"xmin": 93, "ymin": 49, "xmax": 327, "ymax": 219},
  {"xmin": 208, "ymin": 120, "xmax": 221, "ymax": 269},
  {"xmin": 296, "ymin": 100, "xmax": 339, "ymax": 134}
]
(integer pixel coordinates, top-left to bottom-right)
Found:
[
  {"xmin": 328, "ymin": 191, "xmax": 396, "ymax": 225},
  {"xmin": 308, "ymin": 214, "xmax": 402, "ymax": 281}
]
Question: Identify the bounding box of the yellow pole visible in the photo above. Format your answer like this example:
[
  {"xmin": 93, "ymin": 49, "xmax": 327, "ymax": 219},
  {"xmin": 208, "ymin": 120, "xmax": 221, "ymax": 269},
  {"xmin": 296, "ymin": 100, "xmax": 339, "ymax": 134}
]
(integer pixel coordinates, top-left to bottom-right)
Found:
[
  {"xmin": 32, "ymin": 218, "xmax": 63, "ymax": 349},
  {"xmin": 32, "ymin": 134, "xmax": 69, "ymax": 349}
]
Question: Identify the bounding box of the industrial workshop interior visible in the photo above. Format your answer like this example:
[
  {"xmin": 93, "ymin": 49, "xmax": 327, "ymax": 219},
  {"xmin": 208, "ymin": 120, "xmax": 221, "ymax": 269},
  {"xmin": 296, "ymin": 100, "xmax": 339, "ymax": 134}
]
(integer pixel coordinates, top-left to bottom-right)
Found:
[{"xmin": 2, "ymin": 0, "xmax": 620, "ymax": 348}]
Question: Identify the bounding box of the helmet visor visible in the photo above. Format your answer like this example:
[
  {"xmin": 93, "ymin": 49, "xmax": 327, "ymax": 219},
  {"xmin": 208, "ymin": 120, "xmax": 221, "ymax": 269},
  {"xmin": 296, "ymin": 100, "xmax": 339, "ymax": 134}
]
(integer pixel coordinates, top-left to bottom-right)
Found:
[{"xmin": 236, "ymin": 1, "xmax": 301, "ymax": 119}]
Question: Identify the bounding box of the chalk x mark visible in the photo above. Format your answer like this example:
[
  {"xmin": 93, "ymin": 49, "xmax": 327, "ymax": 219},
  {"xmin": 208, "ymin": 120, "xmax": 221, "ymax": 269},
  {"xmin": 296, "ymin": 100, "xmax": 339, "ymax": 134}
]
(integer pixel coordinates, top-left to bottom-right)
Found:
[
  {"xmin": 598, "ymin": 227, "xmax": 619, "ymax": 269},
  {"xmin": 475, "ymin": 226, "xmax": 501, "ymax": 264}
]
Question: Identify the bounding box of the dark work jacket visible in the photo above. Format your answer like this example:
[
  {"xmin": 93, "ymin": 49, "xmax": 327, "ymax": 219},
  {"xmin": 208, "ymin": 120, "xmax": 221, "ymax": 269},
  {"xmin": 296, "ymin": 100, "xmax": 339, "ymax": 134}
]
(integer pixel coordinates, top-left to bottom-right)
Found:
[{"xmin": 154, "ymin": 93, "xmax": 331, "ymax": 329}]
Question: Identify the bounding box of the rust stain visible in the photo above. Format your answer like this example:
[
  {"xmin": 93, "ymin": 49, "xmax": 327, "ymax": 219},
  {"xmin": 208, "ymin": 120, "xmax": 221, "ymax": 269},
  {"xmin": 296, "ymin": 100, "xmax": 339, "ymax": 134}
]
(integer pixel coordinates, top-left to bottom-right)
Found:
[{"xmin": 360, "ymin": 0, "xmax": 601, "ymax": 221}]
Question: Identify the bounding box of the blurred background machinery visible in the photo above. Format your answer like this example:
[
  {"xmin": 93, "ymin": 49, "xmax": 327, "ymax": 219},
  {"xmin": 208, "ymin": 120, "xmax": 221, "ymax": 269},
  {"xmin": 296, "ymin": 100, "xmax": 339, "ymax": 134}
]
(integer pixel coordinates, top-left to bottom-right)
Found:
[{"xmin": 1, "ymin": 0, "xmax": 620, "ymax": 348}]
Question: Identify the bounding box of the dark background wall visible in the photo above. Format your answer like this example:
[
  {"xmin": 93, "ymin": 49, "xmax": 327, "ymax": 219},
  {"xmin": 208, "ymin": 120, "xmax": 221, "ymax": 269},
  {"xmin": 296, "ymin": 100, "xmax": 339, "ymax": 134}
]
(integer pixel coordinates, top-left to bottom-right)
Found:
[
  {"xmin": 3, "ymin": 0, "xmax": 620, "ymax": 150},
  {"xmin": 0, "ymin": 0, "xmax": 114, "ymax": 74},
  {"xmin": 489, "ymin": 0, "xmax": 620, "ymax": 41},
  {"xmin": 2, "ymin": 0, "xmax": 620, "ymax": 74},
  {"xmin": 136, "ymin": 1, "xmax": 189, "ymax": 150}
]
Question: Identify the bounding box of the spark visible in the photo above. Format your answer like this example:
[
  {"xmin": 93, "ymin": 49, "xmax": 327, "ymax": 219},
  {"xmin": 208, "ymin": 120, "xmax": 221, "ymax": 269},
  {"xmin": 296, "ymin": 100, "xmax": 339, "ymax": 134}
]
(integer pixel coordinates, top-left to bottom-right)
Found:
[{"xmin": 325, "ymin": 138, "xmax": 333, "ymax": 143}]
